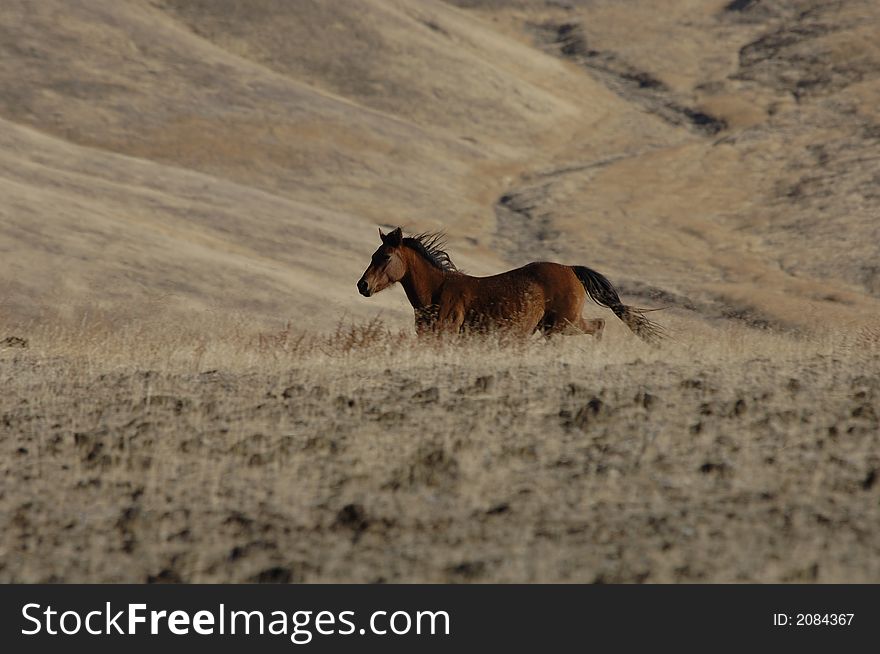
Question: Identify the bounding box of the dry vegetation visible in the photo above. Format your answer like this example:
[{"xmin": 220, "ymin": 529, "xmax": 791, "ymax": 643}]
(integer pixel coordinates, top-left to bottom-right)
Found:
[
  {"xmin": 2, "ymin": 0, "xmax": 880, "ymax": 583},
  {"xmin": 2, "ymin": 314, "xmax": 879, "ymax": 583}
]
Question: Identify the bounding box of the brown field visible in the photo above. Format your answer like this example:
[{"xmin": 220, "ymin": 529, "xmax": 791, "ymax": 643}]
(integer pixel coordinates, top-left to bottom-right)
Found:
[
  {"xmin": 2, "ymin": 0, "xmax": 880, "ymax": 582},
  {"xmin": 2, "ymin": 319, "xmax": 879, "ymax": 582}
]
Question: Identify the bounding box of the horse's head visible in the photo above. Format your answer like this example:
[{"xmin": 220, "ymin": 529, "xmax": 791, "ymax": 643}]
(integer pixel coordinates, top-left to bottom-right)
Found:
[{"xmin": 357, "ymin": 227, "xmax": 407, "ymax": 297}]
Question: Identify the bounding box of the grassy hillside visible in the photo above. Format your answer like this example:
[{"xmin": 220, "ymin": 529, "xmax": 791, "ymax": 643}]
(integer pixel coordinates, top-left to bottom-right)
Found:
[
  {"xmin": 3, "ymin": 1, "xmax": 877, "ymax": 333},
  {"xmin": 0, "ymin": 0, "xmax": 636, "ymax": 328},
  {"xmin": 2, "ymin": 0, "xmax": 880, "ymax": 582}
]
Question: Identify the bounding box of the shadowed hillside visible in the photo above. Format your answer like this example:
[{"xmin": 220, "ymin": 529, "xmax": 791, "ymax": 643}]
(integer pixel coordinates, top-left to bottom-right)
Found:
[{"xmin": 464, "ymin": 0, "xmax": 880, "ymax": 331}]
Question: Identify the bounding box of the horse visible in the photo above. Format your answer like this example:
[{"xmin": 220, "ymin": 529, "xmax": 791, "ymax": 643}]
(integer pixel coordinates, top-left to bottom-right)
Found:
[{"xmin": 356, "ymin": 227, "xmax": 662, "ymax": 342}]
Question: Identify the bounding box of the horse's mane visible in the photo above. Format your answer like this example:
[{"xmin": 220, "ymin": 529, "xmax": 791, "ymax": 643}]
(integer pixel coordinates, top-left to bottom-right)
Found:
[{"xmin": 402, "ymin": 231, "xmax": 458, "ymax": 272}]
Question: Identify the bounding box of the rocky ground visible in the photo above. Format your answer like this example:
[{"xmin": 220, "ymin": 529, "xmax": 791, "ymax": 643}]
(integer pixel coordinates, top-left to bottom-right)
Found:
[{"xmin": 2, "ymin": 325, "xmax": 878, "ymax": 582}]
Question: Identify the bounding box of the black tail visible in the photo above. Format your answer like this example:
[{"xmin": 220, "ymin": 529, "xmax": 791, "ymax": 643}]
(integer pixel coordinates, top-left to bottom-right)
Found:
[{"xmin": 571, "ymin": 266, "xmax": 663, "ymax": 343}]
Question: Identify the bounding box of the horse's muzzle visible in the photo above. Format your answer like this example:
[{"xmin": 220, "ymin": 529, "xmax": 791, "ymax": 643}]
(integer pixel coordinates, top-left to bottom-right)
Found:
[{"xmin": 357, "ymin": 279, "xmax": 371, "ymax": 297}]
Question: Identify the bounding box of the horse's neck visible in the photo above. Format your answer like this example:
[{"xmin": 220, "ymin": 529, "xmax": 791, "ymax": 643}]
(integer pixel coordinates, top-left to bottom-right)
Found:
[{"xmin": 401, "ymin": 253, "xmax": 447, "ymax": 309}]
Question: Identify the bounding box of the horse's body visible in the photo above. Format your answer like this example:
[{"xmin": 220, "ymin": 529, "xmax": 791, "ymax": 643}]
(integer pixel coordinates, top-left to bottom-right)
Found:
[
  {"xmin": 412, "ymin": 261, "xmax": 606, "ymax": 337},
  {"xmin": 357, "ymin": 228, "xmax": 661, "ymax": 342}
]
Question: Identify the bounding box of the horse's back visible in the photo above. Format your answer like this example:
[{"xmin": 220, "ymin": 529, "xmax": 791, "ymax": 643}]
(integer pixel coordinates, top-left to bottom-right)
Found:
[
  {"xmin": 468, "ymin": 260, "xmax": 568, "ymax": 284},
  {"xmin": 509, "ymin": 261, "xmax": 583, "ymax": 296},
  {"xmin": 451, "ymin": 261, "xmax": 581, "ymax": 300},
  {"xmin": 518, "ymin": 260, "xmax": 575, "ymax": 280},
  {"xmin": 445, "ymin": 262, "xmax": 582, "ymax": 329}
]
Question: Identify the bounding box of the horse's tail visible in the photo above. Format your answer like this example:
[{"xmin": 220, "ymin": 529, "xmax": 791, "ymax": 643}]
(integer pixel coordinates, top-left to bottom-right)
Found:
[{"xmin": 570, "ymin": 265, "xmax": 664, "ymax": 343}]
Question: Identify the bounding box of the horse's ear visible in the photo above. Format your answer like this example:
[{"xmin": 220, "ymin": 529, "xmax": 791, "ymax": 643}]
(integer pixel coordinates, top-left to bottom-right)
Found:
[
  {"xmin": 386, "ymin": 227, "xmax": 403, "ymax": 247},
  {"xmin": 379, "ymin": 227, "xmax": 386, "ymax": 242}
]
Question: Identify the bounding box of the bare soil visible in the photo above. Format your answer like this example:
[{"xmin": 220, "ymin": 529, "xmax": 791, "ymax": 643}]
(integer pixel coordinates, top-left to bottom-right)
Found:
[{"xmin": 2, "ymin": 324, "xmax": 879, "ymax": 582}]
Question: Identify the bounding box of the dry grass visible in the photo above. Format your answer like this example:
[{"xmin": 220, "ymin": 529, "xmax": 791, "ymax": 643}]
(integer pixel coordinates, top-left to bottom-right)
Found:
[
  {"xmin": 2, "ymin": 0, "xmax": 880, "ymax": 585},
  {"xmin": 2, "ymin": 312, "xmax": 878, "ymax": 583}
]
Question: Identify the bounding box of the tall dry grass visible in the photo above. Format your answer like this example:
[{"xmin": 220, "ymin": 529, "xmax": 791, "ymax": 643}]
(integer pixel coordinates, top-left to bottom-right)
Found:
[
  {"xmin": 2, "ymin": 305, "xmax": 878, "ymax": 583},
  {"xmin": 3, "ymin": 302, "xmax": 872, "ymax": 377}
]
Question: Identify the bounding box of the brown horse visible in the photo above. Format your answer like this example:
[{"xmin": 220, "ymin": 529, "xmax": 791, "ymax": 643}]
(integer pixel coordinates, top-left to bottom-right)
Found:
[{"xmin": 357, "ymin": 227, "xmax": 662, "ymax": 342}]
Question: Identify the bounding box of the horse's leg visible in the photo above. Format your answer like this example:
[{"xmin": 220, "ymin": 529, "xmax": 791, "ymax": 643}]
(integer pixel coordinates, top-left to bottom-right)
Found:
[
  {"xmin": 541, "ymin": 281, "xmax": 604, "ymax": 340},
  {"xmin": 437, "ymin": 300, "xmax": 465, "ymax": 335},
  {"xmin": 414, "ymin": 305, "xmax": 441, "ymax": 336},
  {"xmin": 577, "ymin": 316, "xmax": 605, "ymax": 340},
  {"xmin": 541, "ymin": 296, "xmax": 605, "ymax": 340},
  {"xmin": 535, "ymin": 313, "xmax": 557, "ymax": 338},
  {"xmin": 542, "ymin": 316, "xmax": 604, "ymax": 339},
  {"xmin": 514, "ymin": 288, "xmax": 547, "ymax": 339}
]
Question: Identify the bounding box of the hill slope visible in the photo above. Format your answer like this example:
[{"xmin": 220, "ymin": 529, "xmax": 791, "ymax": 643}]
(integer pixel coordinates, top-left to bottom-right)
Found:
[
  {"xmin": 2, "ymin": 0, "xmax": 880, "ymax": 585},
  {"xmin": 5, "ymin": 1, "xmax": 878, "ymax": 332},
  {"xmin": 1, "ymin": 0, "xmax": 648, "ymax": 328}
]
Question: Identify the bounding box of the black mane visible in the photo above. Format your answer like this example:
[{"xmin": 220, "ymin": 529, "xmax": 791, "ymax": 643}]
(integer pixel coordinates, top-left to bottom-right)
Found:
[{"xmin": 402, "ymin": 231, "xmax": 458, "ymax": 272}]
